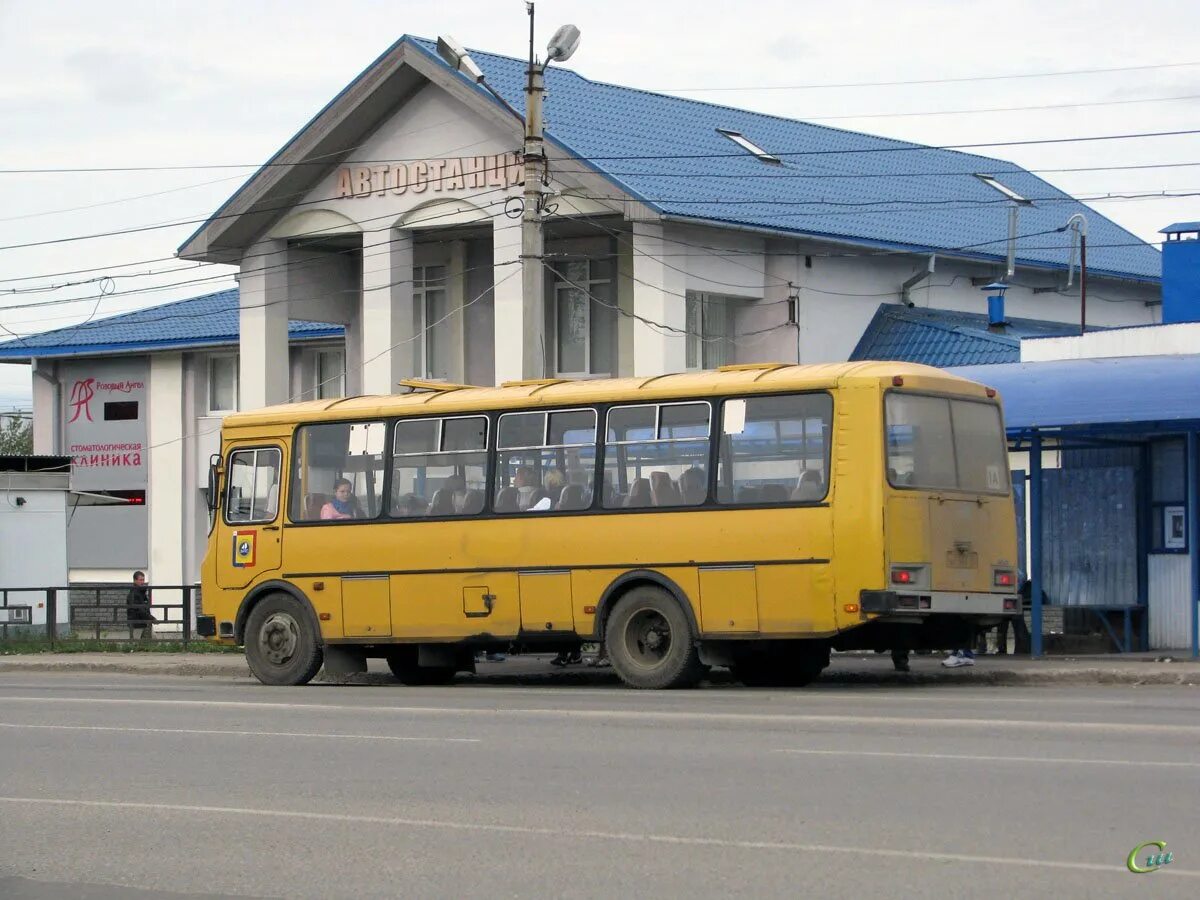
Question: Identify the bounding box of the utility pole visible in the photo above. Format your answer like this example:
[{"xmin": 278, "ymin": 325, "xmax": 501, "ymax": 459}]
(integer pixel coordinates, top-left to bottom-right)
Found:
[
  {"xmin": 522, "ymin": 2, "xmax": 547, "ymax": 379},
  {"xmin": 438, "ymin": 13, "xmax": 580, "ymax": 381}
]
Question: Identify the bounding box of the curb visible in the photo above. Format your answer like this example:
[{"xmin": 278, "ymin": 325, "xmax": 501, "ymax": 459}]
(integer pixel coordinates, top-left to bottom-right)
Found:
[{"xmin": 2, "ymin": 657, "xmax": 1199, "ymax": 685}]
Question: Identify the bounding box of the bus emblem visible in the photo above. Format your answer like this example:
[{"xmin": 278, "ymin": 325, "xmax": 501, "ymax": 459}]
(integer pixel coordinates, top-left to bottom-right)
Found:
[{"xmin": 232, "ymin": 531, "xmax": 257, "ymax": 568}]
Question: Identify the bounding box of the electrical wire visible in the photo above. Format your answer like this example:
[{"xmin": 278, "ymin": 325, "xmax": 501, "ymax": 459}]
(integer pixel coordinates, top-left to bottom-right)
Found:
[
  {"xmin": 646, "ymin": 60, "xmax": 1200, "ymax": 92},
  {"xmin": 4, "ymin": 127, "xmax": 1200, "ymax": 174}
]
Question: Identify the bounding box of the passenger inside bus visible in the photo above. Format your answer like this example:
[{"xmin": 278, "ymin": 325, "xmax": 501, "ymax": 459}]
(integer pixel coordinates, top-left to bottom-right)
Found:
[{"xmin": 320, "ymin": 478, "xmax": 360, "ymax": 520}]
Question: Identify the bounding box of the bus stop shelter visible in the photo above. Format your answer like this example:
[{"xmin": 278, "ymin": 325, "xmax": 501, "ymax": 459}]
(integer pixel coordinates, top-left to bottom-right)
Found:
[{"xmin": 950, "ymin": 354, "xmax": 1200, "ymax": 658}]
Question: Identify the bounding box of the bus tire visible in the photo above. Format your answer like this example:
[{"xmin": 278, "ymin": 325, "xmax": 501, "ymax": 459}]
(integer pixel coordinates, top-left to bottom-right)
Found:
[
  {"xmin": 243, "ymin": 592, "xmax": 323, "ymax": 686},
  {"xmin": 385, "ymin": 647, "xmax": 457, "ymax": 686},
  {"xmin": 605, "ymin": 586, "xmax": 703, "ymax": 690}
]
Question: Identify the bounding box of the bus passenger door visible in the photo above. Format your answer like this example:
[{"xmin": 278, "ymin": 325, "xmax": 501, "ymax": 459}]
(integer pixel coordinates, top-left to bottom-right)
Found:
[
  {"xmin": 342, "ymin": 575, "xmax": 392, "ymax": 638},
  {"xmin": 218, "ymin": 446, "xmax": 284, "ymax": 590},
  {"xmin": 518, "ymin": 571, "xmax": 574, "ymax": 634},
  {"xmin": 697, "ymin": 565, "xmax": 760, "ymax": 634}
]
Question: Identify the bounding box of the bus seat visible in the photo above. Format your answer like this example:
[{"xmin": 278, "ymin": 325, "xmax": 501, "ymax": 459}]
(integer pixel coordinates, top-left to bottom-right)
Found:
[
  {"xmin": 760, "ymin": 483, "xmax": 788, "ymax": 504},
  {"xmin": 303, "ymin": 493, "xmax": 329, "ymax": 520},
  {"xmin": 736, "ymin": 486, "xmax": 762, "ymax": 504},
  {"xmin": 558, "ymin": 484, "xmax": 587, "ymax": 510}
]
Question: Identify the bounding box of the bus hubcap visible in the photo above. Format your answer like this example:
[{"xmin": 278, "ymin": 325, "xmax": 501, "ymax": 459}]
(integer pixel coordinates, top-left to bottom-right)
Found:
[
  {"xmin": 625, "ymin": 609, "xmax": 671, "ymax": 666},
  {"xmin": 260, "ymin": 613, "xmax": 299, "ymax": 666}
]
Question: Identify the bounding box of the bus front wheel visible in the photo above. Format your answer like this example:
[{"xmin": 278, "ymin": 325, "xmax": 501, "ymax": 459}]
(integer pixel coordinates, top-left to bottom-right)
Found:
[
  {"xmin": 605, "ymin": 586, "xmax": 704, "ymax": 690},
  {"xmin": 243, "ymin": 593, "xmax": 324, "ymax": 686}
]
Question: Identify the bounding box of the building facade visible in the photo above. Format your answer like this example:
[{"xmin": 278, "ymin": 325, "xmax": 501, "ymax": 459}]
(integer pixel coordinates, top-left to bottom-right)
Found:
[{"xmin": 1, "ymin": 34, "xmax": 1168, "ymax": 588}]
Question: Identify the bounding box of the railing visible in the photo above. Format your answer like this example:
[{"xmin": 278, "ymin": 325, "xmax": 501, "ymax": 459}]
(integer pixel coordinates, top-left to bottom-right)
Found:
[{"xmin": 0, "ymin": 585, "xmax": 199, "ymax": 649}]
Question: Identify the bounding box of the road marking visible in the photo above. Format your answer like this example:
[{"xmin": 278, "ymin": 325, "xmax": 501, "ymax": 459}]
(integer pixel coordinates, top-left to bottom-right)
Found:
[
  {"xmin": 774, "ymin": 748, "xmax": 1200, "ymax": 768},
  {"xmin": 1, "ymin": 695, "xmax": 1198, "ymax": 734},
  {"xmin": 0, "ymin": 796, "xmax": 1194, "ymax": 878},
  {"xmin": 0, "ymin": 722, "xmax": 478, "ymax": 743}
]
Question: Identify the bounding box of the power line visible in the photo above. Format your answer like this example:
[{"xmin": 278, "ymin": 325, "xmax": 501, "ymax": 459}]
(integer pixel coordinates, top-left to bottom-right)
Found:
[
  {"xmin": 4, "ymin": 127, "xmax": 1200, "ymax": 175},
  {"xmin": 646, "ymin": 60, "xmax": 1200, "ymax": 92},
  {"xmin": 805, "ymin": 92, "xmax": 1200, "ymax": 122}
]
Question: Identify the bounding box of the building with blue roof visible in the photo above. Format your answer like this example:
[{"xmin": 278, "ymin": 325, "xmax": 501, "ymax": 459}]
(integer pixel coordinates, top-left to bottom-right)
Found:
[
  {"xmin": 1, "ymin": 30, "xmax": 1171, "ymax": 589},
  {"xmin": 849, "ymin": 304, "xmax": 1084, "ymax": 367}
]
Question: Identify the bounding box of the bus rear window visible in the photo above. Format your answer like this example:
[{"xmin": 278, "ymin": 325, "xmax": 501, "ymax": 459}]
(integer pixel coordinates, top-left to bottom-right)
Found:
[{"xmin": 886, "ymin": 393, "xmax": 1009, "ymax": 494}]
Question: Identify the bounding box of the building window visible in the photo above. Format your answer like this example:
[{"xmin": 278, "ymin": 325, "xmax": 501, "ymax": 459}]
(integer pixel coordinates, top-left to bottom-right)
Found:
[
  {"xmin": 546, "ymin": 258, "xmax": 615, "ymax": 377},
  {"xmin": 208, "ymin": 356, "xmax": 238, "ymax": 413},
  {"xmin": 315, "ymin": 349, "xmax": 345, "ymax": 399},
  {"xmin": 1151, "ymin": 438, "xmax": 1188, "ymax": 552},
  {"xmin": 413, "ymin": 265, "xmax": 451, "ymax": 381},
  {"xmin": 685, "ymin": 292, "xmax": 742, "ymax": 370}
]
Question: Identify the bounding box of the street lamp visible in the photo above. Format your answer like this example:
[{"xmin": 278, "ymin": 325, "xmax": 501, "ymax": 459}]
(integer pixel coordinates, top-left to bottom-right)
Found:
[{"xmin": 437, "ymin": 6, "xmax": 582, "ymax": 379}]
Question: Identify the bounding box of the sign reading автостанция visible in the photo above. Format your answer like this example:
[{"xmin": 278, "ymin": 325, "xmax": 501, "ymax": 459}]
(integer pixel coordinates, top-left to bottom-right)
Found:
[{"xmin": 335, "ymin": 153, "xmax": 523, "ymax": 198}]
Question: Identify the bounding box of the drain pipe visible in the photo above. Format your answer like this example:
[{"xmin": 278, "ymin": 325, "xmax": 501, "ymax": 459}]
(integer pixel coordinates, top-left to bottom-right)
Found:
[
  {"xmin": 1061, "ymin": 213, "xmax": 1089, "ymax": 333},
  {"xmin": 900, "ymin": 254, "xmax": 936, "ymax": 307}
]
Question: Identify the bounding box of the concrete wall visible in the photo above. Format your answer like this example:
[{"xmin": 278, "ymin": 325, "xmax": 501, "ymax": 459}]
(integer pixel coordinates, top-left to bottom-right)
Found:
[{"xmin": 1022, "ymin": 321, "xmax": 1200, "ymax": 361}]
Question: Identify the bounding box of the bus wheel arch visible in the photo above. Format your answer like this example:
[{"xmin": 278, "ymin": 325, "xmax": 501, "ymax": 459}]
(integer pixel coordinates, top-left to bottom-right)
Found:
[
  {"xmin": 600, "ymin": 577, "xmax": 704, "ymax": 690},
  {"xmin": 235, "ymin": 581, "xmax": 323, "ymax": 648},
  {"xmin": 595, "ymin": 570, "xmax": 700, "ymax": 642}
]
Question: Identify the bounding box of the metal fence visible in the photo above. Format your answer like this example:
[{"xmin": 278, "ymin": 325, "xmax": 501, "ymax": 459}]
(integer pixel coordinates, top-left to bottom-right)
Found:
[{"xmin": 0, "ymin": 584, "xmax": 199, "ymax": 647}]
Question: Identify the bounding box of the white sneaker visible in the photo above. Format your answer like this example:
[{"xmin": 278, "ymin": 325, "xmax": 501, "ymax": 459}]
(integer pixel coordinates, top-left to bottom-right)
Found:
[{"xmin": 941, "ymin": 653, "xmax": 974, "ymax": 668}]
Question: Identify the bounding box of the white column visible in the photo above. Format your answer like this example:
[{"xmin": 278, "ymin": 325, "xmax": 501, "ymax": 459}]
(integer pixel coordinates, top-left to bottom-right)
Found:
[
  {"xmin": 631, "ymin": 222, "xmax": 687, "ymax": 376},
  {"xmin": 360, "ymin": 228, "xmax": 415, "ymax": 395},
  {"xmin": 447, "ymin": 239, "xmax": 468, "ymax": 384},
  {"xmin": 492, "ymin": 220, "xmax": 525, "ymax": 384},
  {"xmin": 148, "ymin": 353, "xmax": 184, "ymax": 590},
  {"xmin": 238, "ymin": 240, "xmax": 290, "ymax": 409},
  {"xmin": 30, "ymin": 360, "xmax": 58, "ymax": 454}
]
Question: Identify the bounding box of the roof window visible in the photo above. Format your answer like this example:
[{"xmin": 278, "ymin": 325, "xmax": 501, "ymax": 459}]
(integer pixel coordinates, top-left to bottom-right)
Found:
[
  {"xmin": 974, "ymin": 174, "xmax": 1032, "ymax": 205},
  {"xmin": 716, "ymin": 129, "xmax": 781, "ymax": 165}
]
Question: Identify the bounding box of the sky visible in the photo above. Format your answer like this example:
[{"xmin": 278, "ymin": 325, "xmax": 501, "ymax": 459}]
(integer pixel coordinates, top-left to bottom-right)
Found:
[{"xmin": 1, "ymin": 0, "xmax": 1199, "ymax": 409}]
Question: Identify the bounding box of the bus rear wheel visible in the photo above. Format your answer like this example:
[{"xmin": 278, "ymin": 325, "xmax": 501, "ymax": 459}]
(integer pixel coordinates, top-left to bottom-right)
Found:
[
  {"xmin": 243, "ymin": 593, "xmax": 323, "ymax": 686},
  {"xmin": 605, "ymin": 586, "xmax": 703, "ymax": 689},
  {"xmin": 385, "ymin": 647, "xmax": 457, "ymax": 686}
]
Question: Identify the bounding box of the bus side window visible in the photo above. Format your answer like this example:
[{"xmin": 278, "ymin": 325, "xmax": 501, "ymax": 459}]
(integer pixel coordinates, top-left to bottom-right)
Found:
[
  {"xmin": 603, "ymin": 402, "xmax": 710, "ymax": 509},
  {"xmin": 390, "ymin": 416, "xmax": 489, "ymax": 518},
  {"xmin": 717, "ymin": 394, "xmax": 832, "ymax": 505},
  {"xmin": 289, "ymin": 422, "xmax": 386, "ymax": 522},
  {"xmin": 494, "ymin": 409, "xmax": 597, "ymax": 513}
]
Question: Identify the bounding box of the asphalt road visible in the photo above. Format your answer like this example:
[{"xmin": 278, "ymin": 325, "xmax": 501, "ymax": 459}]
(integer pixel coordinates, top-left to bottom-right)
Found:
[{"xmin": 0, "ymin": 669, "xmax": 1197, "ymax": 899}]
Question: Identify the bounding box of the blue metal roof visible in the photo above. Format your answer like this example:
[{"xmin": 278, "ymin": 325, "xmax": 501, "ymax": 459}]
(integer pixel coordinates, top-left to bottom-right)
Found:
[
  {"xmin": 850, "ymin": 303, "xmax": 1083, "ymax": 367},
  {"xmin": 1160, "ymin": 222, "xmax": 1200, "ymax": 234},
  {"xmin": 401, "ymin": 37, "xmax": 1159, "ymax": 283},
  {"xmin": 949, "ymin": 355, "xmax": 1200, "ymax": 431},
  {"xmin": 0, "ymin": 289, "xmax": 342, "ymax": 362}
]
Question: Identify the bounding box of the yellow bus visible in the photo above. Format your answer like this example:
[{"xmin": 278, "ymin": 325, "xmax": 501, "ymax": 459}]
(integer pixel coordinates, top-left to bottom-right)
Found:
[{"xmin": 198, "ymin": 362, "xmax": 1020, "ymax": 689}]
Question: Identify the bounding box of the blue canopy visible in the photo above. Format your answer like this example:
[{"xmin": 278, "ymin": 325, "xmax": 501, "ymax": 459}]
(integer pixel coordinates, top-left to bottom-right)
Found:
[{"xmin": 949, "ymin": 354, "xmax": 1200, "ymax": 432}]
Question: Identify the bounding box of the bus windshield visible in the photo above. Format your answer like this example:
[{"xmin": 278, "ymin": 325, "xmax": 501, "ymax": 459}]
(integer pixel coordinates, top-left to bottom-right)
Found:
[{"xmin": 885, "ymin": 393, "xmax": 1009, "ymax": 494}]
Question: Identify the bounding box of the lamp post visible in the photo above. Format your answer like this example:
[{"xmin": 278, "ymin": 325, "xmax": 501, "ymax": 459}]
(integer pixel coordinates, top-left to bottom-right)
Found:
[{"xmin": 438, "ymin": 7, "xmax": 581, "ymax": 379}]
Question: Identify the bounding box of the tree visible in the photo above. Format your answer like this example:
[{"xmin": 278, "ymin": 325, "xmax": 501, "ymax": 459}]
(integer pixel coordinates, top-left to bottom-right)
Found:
[{"xmin": 0, "ymin": 415, "xmax": 33, "ymax": 455}]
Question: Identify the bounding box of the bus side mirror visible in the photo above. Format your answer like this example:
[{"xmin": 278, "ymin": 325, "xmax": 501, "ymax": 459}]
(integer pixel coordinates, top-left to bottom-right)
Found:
[{"xmin": 206, "ymin": 455, "xmax": 222, "ymax": 511}]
